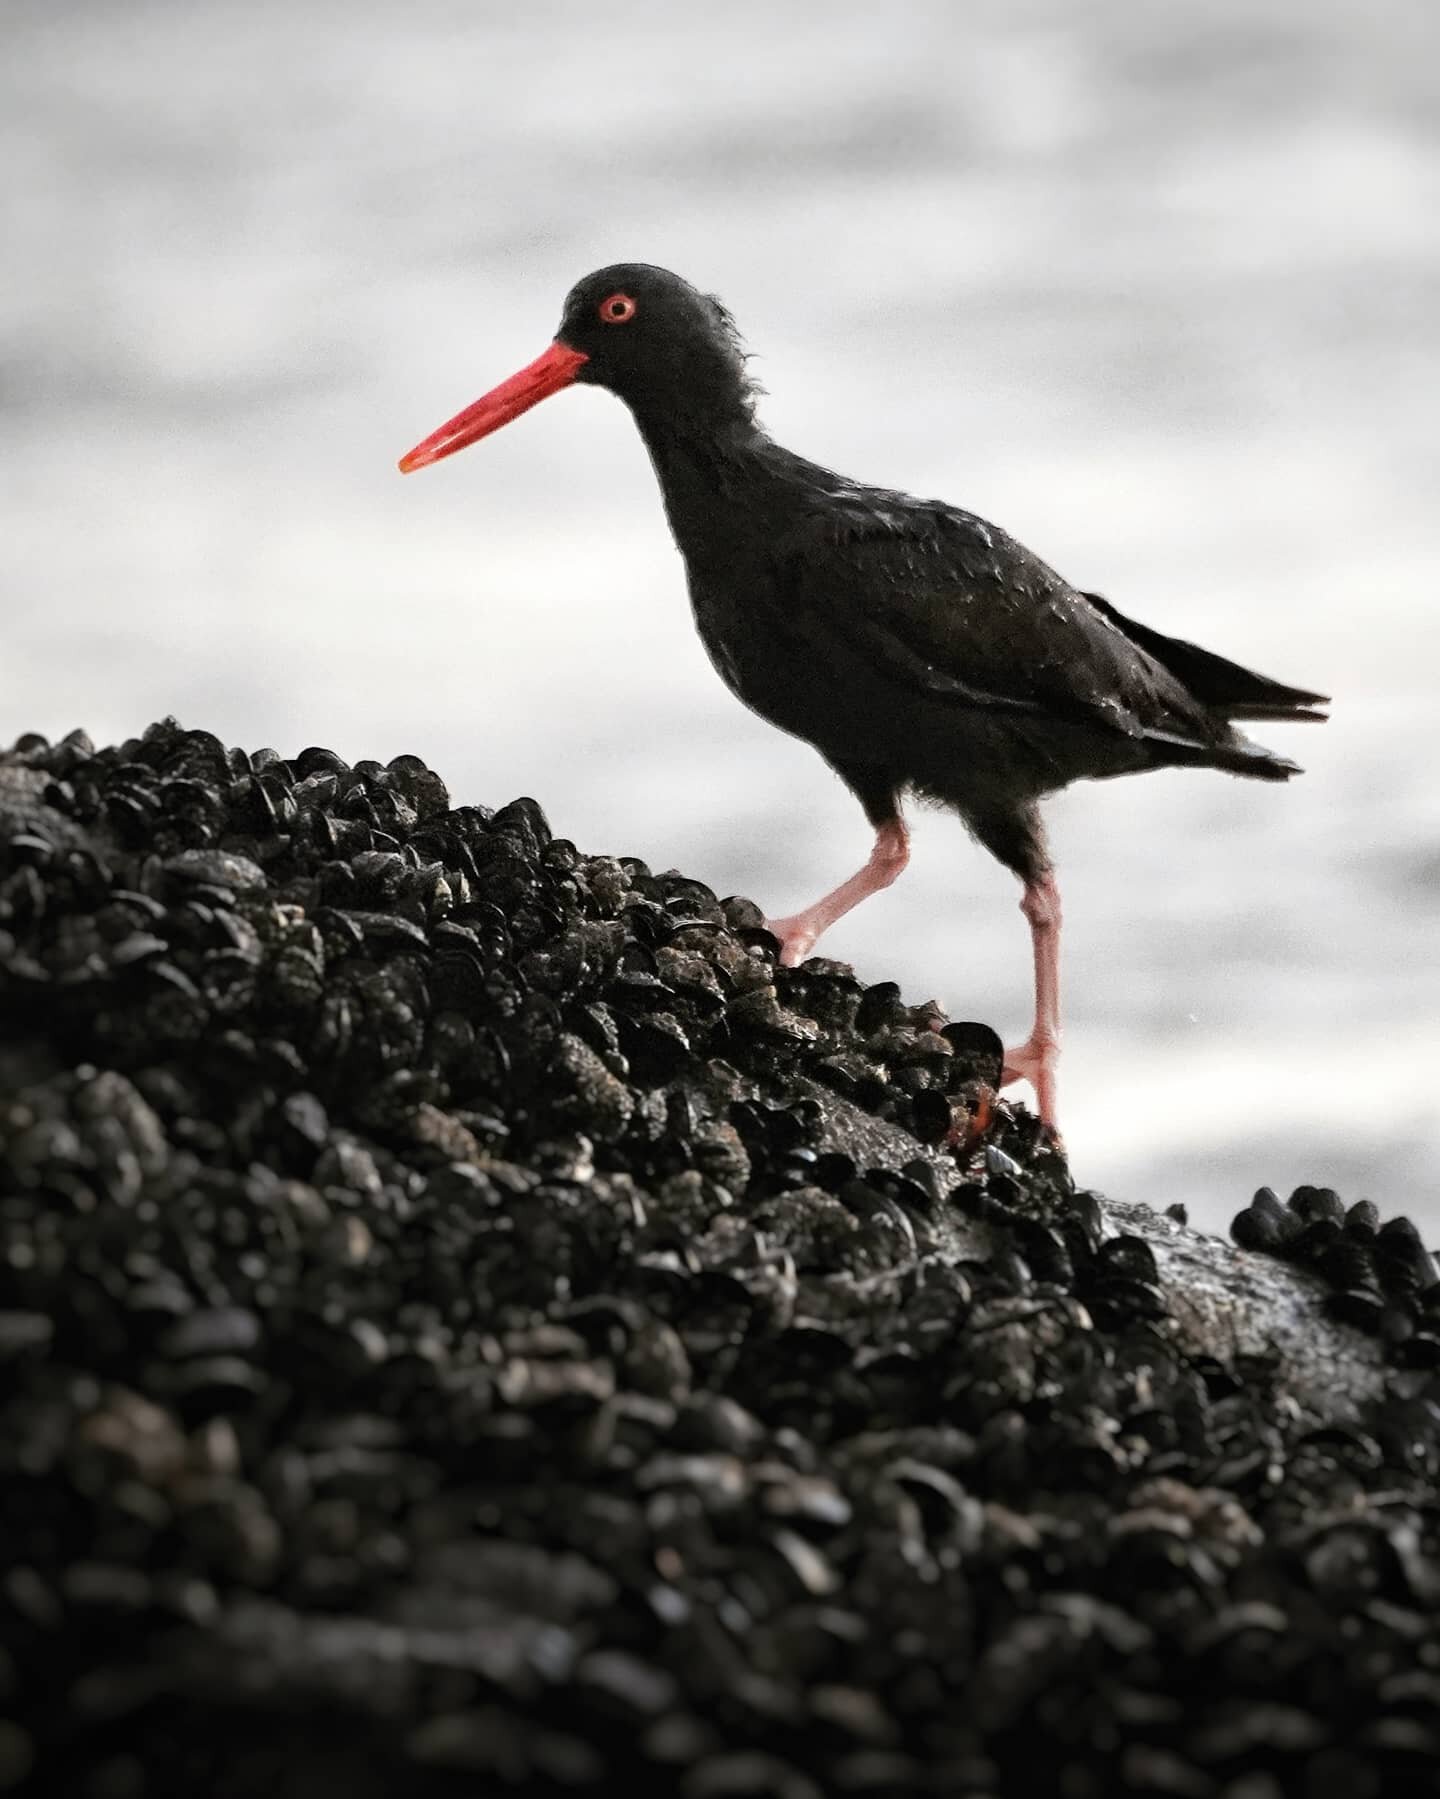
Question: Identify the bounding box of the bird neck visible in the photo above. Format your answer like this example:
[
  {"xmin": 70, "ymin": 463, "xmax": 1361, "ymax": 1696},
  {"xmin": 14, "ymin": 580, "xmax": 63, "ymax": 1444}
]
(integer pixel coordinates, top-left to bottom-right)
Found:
[{"xmin": 629, "ymin": 408, "xmax": 793, "ymax": 562}]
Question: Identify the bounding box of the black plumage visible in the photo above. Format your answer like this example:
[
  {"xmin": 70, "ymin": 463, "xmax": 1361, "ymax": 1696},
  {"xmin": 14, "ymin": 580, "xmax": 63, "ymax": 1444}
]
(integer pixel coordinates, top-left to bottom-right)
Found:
[{"xmin": 400, "ymin": 263, "xmax": 1329, "ymax": 1133}]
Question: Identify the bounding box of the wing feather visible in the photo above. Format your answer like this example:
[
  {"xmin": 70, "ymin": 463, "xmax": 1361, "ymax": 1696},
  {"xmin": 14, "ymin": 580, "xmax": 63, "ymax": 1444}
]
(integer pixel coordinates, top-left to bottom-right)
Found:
[{"xmin": 774, "ymin": 503, "xmax": 1189, "ymax": 750}]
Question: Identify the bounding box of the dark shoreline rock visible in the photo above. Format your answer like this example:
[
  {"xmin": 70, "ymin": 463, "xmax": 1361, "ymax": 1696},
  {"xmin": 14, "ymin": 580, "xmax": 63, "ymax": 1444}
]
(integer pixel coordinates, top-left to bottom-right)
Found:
[{"xmin": 1, "ymin": 719, "xmax": 1437, "ymax": 1799}]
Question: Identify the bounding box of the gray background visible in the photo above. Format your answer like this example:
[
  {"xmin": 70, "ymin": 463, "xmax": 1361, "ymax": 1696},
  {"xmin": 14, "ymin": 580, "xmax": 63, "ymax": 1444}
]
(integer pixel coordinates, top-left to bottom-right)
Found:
[{"xmin": 4, "ymin": 0, "xmax": 1437, "ymax": 1234}]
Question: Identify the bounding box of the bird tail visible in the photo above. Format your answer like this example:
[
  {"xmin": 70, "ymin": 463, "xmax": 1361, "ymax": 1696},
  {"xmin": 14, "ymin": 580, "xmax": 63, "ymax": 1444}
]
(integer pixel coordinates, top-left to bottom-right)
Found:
[
  {"xmin": 1082, "ymin": 593, "xmax": 1330, "ymax": 725},
  {"xmin": 1140, "ymin": 724, "xmax": 1304, "ymax": 782}
]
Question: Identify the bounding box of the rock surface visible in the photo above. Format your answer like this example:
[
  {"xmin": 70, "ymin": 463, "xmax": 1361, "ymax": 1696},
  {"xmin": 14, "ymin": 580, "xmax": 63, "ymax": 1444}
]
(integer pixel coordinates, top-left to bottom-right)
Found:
[{"xmin": 1, "ymin": 720, "xmax": 1437, "ymax": 1799}]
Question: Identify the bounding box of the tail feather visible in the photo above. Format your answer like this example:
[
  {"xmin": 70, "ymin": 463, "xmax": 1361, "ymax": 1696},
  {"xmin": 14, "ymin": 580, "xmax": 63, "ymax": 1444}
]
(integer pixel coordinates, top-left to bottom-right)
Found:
[
  {"xmin": 1082, "ymin": 592, "xmax": 1330, "ymax": 723},
  {"xmin": 1140, "ymin": 723, "xmax": 1304, "ymax": 783},
  {"xmin": 1223, "ymin": 704, "xmax": 1328, "ymax": 724}
]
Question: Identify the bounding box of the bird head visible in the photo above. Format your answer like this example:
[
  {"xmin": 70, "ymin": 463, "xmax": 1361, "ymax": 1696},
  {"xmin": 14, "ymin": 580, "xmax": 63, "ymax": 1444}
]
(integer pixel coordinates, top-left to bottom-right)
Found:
[{"xmin": 398, "ymin": 263, "xmax": 756, "ymax": 473}]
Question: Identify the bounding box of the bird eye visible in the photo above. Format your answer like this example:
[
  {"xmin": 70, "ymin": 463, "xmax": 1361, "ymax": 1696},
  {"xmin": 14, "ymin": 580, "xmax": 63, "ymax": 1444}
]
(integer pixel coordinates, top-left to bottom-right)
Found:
[{"xmin": 598, "ymin": 292, "xmax": 637, "ymax": 325}]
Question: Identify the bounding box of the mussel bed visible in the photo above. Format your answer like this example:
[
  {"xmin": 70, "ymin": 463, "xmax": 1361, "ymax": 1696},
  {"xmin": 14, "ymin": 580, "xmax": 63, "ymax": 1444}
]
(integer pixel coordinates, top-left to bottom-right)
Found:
[{"xmin": 1, "ymin": 720, "xmax": 1437, "ymax": 1799}]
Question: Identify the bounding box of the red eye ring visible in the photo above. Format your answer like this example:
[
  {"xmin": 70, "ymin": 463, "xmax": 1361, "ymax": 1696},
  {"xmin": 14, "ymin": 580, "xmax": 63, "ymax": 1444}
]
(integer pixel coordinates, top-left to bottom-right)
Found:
[{"xmin": 598, "ymin": 292, "xmax": 637, "ymax": 325}]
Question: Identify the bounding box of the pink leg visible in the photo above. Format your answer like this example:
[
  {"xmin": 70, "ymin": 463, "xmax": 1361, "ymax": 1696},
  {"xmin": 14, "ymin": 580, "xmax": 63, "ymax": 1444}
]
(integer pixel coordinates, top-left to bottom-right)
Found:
[
  {"xmin": 1001, "ymin": 869, "xmax": 1062, "ymax": 1132},
  {"xmin": 765, "ymin": 817, "xmax": 910, "ymax": 968}
]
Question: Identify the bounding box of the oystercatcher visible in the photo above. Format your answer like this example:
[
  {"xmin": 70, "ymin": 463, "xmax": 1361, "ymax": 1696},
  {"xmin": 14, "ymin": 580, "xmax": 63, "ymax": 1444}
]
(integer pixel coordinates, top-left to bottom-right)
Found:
[{"xmin": 399, "ymin": 264, "xmax": 1328, "ymax": 1133}]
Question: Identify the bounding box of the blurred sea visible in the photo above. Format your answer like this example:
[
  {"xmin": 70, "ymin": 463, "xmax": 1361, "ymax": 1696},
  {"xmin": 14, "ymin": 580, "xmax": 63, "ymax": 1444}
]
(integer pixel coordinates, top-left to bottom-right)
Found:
[{"xmin": 4, "ymin": 0, "xmax": 1437, "ymax": 1235}]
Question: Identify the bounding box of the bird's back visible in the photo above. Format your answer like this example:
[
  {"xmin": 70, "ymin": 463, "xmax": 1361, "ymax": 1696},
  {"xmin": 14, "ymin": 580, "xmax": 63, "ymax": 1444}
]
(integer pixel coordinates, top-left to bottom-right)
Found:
[{"xmin": 643, "ymin": 428, "xmax": 1326, "ymax": 813}]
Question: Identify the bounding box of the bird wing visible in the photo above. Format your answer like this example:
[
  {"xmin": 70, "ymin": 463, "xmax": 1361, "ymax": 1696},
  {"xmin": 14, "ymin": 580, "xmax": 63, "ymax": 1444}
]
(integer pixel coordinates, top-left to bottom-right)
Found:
[{"xmin": 774, "ymin": 499, "xmax": 1191, "ymax": 747}]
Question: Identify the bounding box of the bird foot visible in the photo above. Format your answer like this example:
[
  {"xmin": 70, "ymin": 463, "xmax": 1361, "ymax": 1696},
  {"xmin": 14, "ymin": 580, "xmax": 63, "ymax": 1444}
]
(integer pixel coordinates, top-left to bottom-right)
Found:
[
  {"xmin": 762, "ymin": 914, "xmax": 819, "ymax": 969},
  {"xmin": 1001, "ymin": 1032, "xmax": 1061, "ymax": 1136},
  {"xmin": 1000, "ymin": 1037, "xmax": 1051, "ymax": 1086}
]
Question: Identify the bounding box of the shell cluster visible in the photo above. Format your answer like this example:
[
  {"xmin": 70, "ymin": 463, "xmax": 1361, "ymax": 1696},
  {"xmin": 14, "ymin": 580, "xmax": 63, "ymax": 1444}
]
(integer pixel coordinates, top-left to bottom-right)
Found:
[
  {"xmin": 1233, "ymin": 1184, "xmax": 1440, "ymax": 1363},
  {"xmin": 1, "ymin": 719, "xmax": 1438, "ymax": 1799}
]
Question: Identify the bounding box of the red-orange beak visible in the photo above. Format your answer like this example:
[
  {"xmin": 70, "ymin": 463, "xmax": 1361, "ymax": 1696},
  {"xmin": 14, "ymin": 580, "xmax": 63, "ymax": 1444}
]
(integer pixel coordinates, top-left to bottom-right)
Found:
[{"xmin": 397, "ymin": 340, "xmax": 589, "ymax": 473}]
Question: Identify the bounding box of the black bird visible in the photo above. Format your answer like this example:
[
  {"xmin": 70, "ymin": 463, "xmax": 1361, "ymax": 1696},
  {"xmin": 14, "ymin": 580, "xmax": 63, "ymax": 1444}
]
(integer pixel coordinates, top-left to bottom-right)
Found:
[{"xmin": 399, "ymin": 264, "xmax": 1328, "ymax": 1133}]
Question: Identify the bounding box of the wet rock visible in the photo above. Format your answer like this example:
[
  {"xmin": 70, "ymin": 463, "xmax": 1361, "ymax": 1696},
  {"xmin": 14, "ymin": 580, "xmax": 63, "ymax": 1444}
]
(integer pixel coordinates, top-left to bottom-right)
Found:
[
  {"xmin": 1, "ymin": 717, "xmax": 1435, "ymax": 1799},
  {"xmin": 158, "ymin": 1307, "xmax": 261, "ymax": 1359}
]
